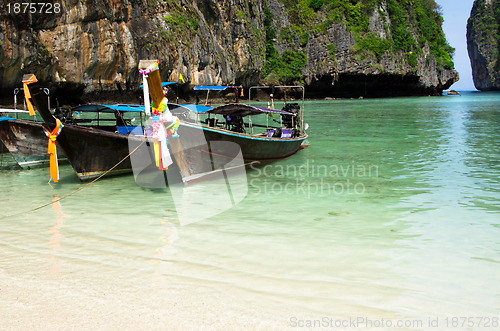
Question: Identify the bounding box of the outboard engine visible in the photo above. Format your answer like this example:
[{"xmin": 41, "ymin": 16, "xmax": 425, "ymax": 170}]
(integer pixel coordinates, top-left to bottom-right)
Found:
[
  {"xmin": 226, "ymin": 115, "xmax": 245, "ymax": 133},
  {"xmin": 53, "ymin": 107, "xmax": 73, "ymax": 124},
  {"xmin": 281, "ymin": 103, "xmax": 299, "ymax": 128}
]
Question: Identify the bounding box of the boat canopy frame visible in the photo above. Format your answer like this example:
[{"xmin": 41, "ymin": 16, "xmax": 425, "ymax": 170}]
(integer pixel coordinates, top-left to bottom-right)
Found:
[
  {"xmin": 69, "ymin": 104, "xmax": 146, "ymax": 130},
  {"xmin": 248, "ymin": 85, "xmax": 305, "ymax": 132},
  {"xmin": 11, "ymin": 87, "xmax": 50, "ymax": 120},
  {"xmin": 193, "ymin": 85, "xmax": 243, "ymax": 106},
  {"xmin": 72, "ymin": 104, "xmax": 146, "ymax": 113}
]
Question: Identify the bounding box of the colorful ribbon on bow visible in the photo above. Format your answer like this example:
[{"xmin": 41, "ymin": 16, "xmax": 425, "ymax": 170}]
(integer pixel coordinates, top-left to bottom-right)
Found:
[
  {"xmin": 138, "ymin": 60, "xmax": 181, "ymax": 171},
  {"xmin": 43, "ymin": 119, "xmax": 64, "ymax": 183},
  {"xmin": 151, "ymin": 112, "xmax": 170, "ymax": 170},
  {"xmin": 149, "ymin": 97, "xmax": 180, "ymax": 170},
  {"xmin": 22, "ymin": 74, "xmax": 38, "ymax": 116},
  {"xmin": 138, "ymin": 60, "xmax": 159, "ymax": 76}
]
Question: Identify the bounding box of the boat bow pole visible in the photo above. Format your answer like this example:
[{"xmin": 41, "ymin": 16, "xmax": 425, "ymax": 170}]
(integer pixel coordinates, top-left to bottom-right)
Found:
[{"xmin": 138, "ymin": 60, "xmax": 191, "ymax": 183}]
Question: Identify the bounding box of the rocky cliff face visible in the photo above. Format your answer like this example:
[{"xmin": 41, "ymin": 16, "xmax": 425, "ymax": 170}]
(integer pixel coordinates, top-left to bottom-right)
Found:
[
  {"xmin": 265, "ymin": 0, "xmax": 458, "ymax": 97},
  {"xmin": 467, "ymin": 0, "xmax": 500, "ymax": 90},
  {"xmin": 0, "ymin": 0, "xmax": 266, "ymax": 103},
  {"xmin": 0, "ymin": 0, "xmax": 458, "ymax": 103}
]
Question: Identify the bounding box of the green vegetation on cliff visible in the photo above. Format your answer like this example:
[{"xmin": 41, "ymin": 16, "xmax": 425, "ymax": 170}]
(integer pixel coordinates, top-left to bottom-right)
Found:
[
  {"xmin": 469, "ymin": 0, "xmax": 500, "ymax": 71},
  {"xmin": 263, "ymin": 0, "xmax": 455, "ymax": 83},
  {"xmin": 263, "ymin": 5, "xmax": 308, "ymax": 83},
  {"xmin": 161, "ymin": 2, "xmax": 199, "ymax": 46},
  {"xmin": 470, "ymin": 0, "xmax": 500, "ymax": 43}
]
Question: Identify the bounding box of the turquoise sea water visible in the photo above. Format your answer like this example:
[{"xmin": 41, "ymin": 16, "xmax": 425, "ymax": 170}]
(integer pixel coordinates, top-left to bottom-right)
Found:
[{"xmin": 0, "ymin": 92, "xmax": 499, "ymax": 329}]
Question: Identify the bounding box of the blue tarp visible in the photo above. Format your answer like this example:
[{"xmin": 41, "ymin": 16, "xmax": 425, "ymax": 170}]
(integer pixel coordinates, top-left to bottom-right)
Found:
[
  {"xmin": 116, "ymin": 126, "xmax": 137, "ymax": 134},
  {"xmin": 0, "ymin": 117, "xmax": 16, "ymax": 121},
  {"xmin": 193, "ymin": 86, "xmax": 237, "ymax": 91},
  {"xmin": 110, "ymin": 104, "xmax": 145, "ymax": 112},
  {"xmin": 139, "ymin": 81, "xmax": 179, "ymax": 88}
]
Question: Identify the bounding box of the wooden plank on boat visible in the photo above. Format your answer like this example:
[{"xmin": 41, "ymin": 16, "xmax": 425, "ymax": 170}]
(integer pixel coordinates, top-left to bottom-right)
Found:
[{"xmin": 139, "ymin": 61, "xmax": 192, "ymax": 182}]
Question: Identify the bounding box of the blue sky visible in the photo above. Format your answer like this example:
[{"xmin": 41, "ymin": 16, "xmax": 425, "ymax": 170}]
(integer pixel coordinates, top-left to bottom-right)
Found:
[{"xmin": 437, "ymin": 0, "xmax": 476, "ymax": 90}]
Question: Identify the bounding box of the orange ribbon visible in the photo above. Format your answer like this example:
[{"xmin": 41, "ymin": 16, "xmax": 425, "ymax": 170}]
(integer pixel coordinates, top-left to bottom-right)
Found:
[
  {"xmin": 22, "ymin": 74, "xmax": 38, "ymax": 116},
  {"xmin": 43, "ymin": 119, "xmax": 64, "ymax": 183}
]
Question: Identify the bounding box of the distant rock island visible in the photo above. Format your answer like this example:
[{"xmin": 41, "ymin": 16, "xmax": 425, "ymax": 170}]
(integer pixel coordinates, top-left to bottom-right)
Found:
[
  {"xmin": 467, "ymin": 0, "xmax": 500, "ymax": 91},
  {"xmin": 0, "ymin": 0, "xmax": 458, "ymax": 103}
]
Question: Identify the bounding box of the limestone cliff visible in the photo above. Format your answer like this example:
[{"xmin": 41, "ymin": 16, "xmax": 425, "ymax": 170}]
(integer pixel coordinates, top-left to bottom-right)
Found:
[
  {"xmin": 0, "ymin": 0, "xmax": 458, "ymax": 103},
  {"xmin": 467, "ymin": 0, "xmax": 500, "ymax": 90},
  {"xmin": 264, "ymin": 0, "xmax": 458, "ymax": 97}
]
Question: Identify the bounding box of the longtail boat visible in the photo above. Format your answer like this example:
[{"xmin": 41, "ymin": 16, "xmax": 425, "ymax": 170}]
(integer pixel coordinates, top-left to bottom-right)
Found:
[
  {"xmin": 0, "ymin": 88, "xmax": 61, "ymax": 167},
  {"xmin": 0, "ymin": 79, "xmax": 180, "ymax": 168},
  {"xmin": 32, "ymin": 60, "xmax": 308, "ymax": 183},
  {"xmin": 189, "ymin": 86, "xmax": 307, "ymax": 160},
  {"xmin": 134, "ymin": 61, "xmax": 308, "ymax": 184},
  {"xmin": 0, "ymin": 116, "xmax": 53, "ymax": 167},
  {"xmin": 0, "ymin": 103, "xmax": 142, "ymax": 171},
  {"xmin": 31, "ymin": 93, "xmax": 148, "ymax": 181},
  {"xmin": 0, "ymin": 111, "xmax": 17, "ymax": 155}
]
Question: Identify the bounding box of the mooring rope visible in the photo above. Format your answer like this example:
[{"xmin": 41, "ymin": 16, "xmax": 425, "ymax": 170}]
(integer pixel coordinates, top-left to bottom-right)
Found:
[{"xmin": 1, "ymin": 144, "xmax": 142, "ymax": 219}]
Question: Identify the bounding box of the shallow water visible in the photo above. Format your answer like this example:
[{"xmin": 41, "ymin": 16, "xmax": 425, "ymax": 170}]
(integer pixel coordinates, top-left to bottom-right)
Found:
[{"xmin": 0, "ymin": 92, "xmax": 499, "ymax": 329}]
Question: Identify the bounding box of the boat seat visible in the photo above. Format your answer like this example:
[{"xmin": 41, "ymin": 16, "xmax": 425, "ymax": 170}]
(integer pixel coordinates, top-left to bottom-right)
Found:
[
  {"xmin": 267, "ymin": 128, "xmax": 281, "ymax": 137},
  {"xmin": 281, "ymin": 129, "xmax": 293, "ymax": 138}
]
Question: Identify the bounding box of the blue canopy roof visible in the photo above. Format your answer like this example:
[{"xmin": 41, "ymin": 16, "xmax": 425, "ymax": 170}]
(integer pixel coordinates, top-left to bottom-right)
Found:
[
  {"xmin": 193, "ymin": 86, "xmax": 238, "ymax": 91},
  {"xmin": 71, "ymin": 103, "xmax": 212, "ymax": 114},
  {"xmin": 0, "ymin": 117, "xmax": 16, "ymax": 122}
]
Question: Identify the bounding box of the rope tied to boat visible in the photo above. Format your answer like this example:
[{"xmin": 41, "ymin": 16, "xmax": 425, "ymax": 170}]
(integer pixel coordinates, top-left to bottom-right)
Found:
[
  {"xmin": 43, "ymin": 118, "xmax": 64, "ymax": 183},
  {"xmin": 22, "ymin": 74, "xmax": 38, "ymax": 116},
  {"xmin": 0, "ymin": 143, "xmax": 143, "ymax": 220}
]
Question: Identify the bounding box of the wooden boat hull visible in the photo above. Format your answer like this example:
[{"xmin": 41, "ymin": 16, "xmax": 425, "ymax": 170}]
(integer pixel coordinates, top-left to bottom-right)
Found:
[
  {"xmin": 52, "ymin": 121, "xmax": 307, "ymax": 181},
  {"xmin": 0, "ymin": 119, "xmax": 66, "ymax": 168},
  {"xmin": 0, "ymin": 140, "xmax": 7, "ymax": 154},
  {"xmin": 54, "ymin": 124, "xmax": 141, "ymax": 181},
  {"xmin": 179, "ymin": 122, "xmax": 307, "ymax": 160}
]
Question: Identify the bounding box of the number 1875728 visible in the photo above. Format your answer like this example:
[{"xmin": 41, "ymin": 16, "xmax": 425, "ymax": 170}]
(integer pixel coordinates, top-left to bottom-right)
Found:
[{"xmin": 7, "ymin": 2, "xmax": 61, "ymax": 14}]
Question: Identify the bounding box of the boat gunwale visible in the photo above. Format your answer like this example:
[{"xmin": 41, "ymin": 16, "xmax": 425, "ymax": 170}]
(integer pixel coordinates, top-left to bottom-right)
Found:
[
  {"xmin": 2, "ymin": 118, "xmax": 308, "ymax": 145},
  {"xmin": 179, "ymin": 121, "xmax": 308, "ymax": 142}
]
